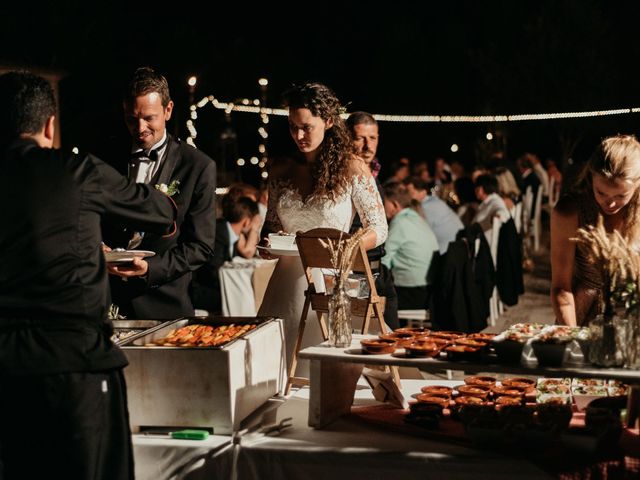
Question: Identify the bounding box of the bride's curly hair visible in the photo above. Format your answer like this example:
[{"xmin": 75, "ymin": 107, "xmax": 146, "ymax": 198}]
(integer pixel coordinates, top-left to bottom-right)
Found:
[{"xmin": 283, "ymin": 82, "xmax": 354, "ymax": 201}]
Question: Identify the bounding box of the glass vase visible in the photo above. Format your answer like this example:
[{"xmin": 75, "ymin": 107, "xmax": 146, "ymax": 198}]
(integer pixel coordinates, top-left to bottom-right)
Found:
[
  {"xmin": 588, "ymin": 313, "xmax": 625, "ymax": 367},
  {"xmin": 621, "ymin": 310, "xmax": 640, "ymax": 369},
  {"xmin": 328, "ymin": 286, "xmax": 352, "ymax": 348}
]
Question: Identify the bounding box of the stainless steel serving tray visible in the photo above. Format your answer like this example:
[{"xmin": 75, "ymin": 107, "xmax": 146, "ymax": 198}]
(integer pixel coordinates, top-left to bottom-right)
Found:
[
  {"xmin": 111, "ymin": 319, "xmax": 168, "ymax": 346},
  {"xmin": 119, "ymin": 315, "xmax": 276, "ymax": 349}
]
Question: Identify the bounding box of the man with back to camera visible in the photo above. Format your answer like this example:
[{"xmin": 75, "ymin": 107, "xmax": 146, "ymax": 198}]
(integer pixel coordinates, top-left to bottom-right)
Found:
[
  {"xmin": 0, "ymin": 71, "xmax": 177, "ymax": 479},
  {"xmin": 105, "ymin": 67, "xmax": 217, "ymax": 319},
  {"xmin": 346, "ymin": 111, "xmax": 399, "ymax": 329}
]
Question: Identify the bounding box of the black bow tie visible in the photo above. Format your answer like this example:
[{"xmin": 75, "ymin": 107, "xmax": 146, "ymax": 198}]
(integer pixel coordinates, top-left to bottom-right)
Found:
[
  {"xmin": 131, "ymin": 148, "xmax": 160, "ymax": 162},
  {"xmin": 130, "ymin": 136, "xmax": 169, "ymax": 162}
]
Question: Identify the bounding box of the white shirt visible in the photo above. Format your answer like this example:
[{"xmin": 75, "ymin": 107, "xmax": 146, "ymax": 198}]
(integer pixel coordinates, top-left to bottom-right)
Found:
[
  {"xmin": 129, "ymin": 131, "xmax": 169, "ymax": 184},
  {"xmin": 226, "ymin": 221, "xmax": 238, "ymax": 259},
  {"xmin": 472, "ymin": 193, "xmax": 510, "ymax": 242}
]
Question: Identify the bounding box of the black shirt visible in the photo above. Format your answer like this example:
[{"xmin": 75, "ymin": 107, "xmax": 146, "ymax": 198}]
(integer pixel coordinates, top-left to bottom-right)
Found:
[{"xmin": 0, "ymin": 139, "xmax": 176, "ymax": 374}]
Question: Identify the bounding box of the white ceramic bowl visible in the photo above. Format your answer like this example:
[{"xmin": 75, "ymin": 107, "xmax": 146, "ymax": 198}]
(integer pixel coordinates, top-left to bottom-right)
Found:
[{"xmin": 268, "ymin": 233, "xmax": 297, "ymax": 250}]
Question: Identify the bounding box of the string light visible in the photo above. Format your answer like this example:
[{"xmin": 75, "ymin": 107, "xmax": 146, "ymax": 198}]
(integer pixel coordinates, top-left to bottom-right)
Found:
[
  {"xmin": 187, "ymin": 85, "xmax": 640, "ymax": 179},
  {"xmin": 188, "ymin": 94, "xmax": 640, "ymax": 125}
]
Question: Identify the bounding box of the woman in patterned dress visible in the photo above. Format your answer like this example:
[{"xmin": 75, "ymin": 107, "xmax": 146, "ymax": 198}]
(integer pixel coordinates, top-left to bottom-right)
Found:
[{"xmin": 551, "ymin": 134, "xmax": 640, "ymax": 326}]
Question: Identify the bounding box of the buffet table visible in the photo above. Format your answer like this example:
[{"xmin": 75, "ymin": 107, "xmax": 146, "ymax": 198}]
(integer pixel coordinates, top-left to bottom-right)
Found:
[
  {"xmin": 234, "ymin": 381, "xmax": 553, "ymax": 480},
  {"xmin": 299, "ymin": 334, "xmax": 640, "ymax": 428},
  {"xmin": 131, "ymin": 379, "xmax": 638, "ymax": 479}
]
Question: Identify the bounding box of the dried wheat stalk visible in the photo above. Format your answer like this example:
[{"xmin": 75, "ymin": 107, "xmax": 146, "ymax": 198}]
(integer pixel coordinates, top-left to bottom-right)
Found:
[
  {"xmin": 318, "ymin": 228, "xmax": 368, "ymax": 290},
  {"xmin": 572, "ymin": 216, "xmax": 640, "ymax": 310}
]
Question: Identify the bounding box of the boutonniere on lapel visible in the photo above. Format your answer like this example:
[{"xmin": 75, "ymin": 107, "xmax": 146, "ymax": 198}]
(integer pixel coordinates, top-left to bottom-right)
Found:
[{"xmin": 156, "ymin": 179, "xmax": 180, "ymax": 197}]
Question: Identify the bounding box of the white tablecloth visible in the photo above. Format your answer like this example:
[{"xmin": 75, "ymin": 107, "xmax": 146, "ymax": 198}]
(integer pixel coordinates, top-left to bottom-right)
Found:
[
  {"xmin": 235, "ymin": 380, "xmax": 552, "ymax": 480},
  {"xmin": 133, "ymin": 434, "xmax": 233, "ymax": 480},
  {"xmin": 131, "ymin": 379, "xmax": 552, "ymax": 479},
  {"xmin": 219, "ymin": 257, "xmax": 277, "ymax": 316}
]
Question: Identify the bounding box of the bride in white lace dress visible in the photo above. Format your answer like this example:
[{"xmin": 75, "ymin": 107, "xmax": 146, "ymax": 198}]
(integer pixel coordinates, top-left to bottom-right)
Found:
[{"xmin": 258, "ymin": 82, "xmax": 387, "ymax": 378}]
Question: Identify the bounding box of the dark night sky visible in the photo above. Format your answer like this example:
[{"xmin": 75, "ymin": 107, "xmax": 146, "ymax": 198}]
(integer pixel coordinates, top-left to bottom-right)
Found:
[{"xmin": 3, "ymin": 1, "xmax": 640, "ymax": 184}]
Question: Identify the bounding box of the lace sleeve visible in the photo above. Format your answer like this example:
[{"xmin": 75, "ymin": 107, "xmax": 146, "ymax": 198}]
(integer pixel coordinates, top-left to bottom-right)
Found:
[
  {"xmin": 263, "ymin": 179, "xmax": 284, "ymax": 234},
  {"xmin": 351, "ymin": 173, "xmax": 388, "ymax": 247}
]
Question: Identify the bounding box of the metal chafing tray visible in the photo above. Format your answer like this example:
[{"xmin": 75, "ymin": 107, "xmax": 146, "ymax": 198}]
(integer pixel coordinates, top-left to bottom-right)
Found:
[
  {"xmin": 122, "ymin": 316, "xmax": 285, "ymax": 434},
  {"xmin": 119, "ymin": 315, "xmax": 272, "ymax": 349},
  {"xmin": 111, "ymin": 319, "xmax": 168, "ymax": 346}
]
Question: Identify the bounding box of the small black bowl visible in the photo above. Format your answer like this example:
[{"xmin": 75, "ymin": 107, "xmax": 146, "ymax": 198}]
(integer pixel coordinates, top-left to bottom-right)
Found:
[{"xmin": 532, "ymin": 340, "xmax": 569, "ymax": 367}]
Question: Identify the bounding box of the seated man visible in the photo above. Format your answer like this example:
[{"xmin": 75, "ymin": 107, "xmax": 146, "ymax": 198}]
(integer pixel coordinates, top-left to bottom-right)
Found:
[
  {"xmin": 381, "ymin": 182, "xmax": 438, "ymax": 313},
  {"xmin": 472, "ymin": 174, "xmax": 511, "ymax": 243},
  {"xmin": 191, "ymin": 195, "xmax": 261, "ymax": 314},
  {"xmin": 404, "ymin": 176, "xmax": 463, "ymax": 254}
]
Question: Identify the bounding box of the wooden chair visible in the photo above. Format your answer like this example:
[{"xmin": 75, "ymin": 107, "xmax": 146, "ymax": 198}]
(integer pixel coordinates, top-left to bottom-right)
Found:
[{"xmin": 286, "ymin": 228, "xmax": 397, "ymax": 394}]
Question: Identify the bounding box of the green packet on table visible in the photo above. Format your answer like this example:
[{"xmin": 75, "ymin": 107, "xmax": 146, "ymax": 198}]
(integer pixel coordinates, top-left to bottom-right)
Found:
[{"xmin": 170, "ymin": 429, "xmax": 210, "ymax": 440}]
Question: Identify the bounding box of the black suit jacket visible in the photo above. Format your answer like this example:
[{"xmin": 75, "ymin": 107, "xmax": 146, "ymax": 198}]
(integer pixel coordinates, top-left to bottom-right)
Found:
[
  {"xmin": 428, "ymin": 224, "xmax": 494, "ymax": 332},
  {"xmin": 106, "ymin": 135, "xmax": 217, "ymax": 319},
  {"xmin": 190, "ymin": 219, "xmax": 235, "ymax": 313},
  {"xmin": 496, "ymin": 218, "xmax": 524, "ymax": 306},
  {"xmin": 0, "ymin": 139, "xmax": 176, "ymax": 374}
]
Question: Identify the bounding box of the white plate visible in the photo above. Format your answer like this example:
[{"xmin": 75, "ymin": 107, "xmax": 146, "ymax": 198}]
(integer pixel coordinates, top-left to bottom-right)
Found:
[
  {"xmin": 105, "ymin": 250, "xmax": 156, "ymax": 264},
  {"xmin": 257, "ymin": 245, "xmax": 299, "ymax": 257}
]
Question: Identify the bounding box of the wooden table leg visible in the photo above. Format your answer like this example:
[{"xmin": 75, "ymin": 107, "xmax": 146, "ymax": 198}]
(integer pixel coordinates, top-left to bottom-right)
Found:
[{"xmin": 307, "ymin": 359, "xmax": 363, "ymax": 429}]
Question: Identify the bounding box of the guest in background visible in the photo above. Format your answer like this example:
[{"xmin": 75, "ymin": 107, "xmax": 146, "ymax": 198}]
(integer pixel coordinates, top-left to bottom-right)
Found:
[
  {"xmin": 552, "ymin": 135, "xmax": 640, "ymax": 326},
  {"xmin": 472, "ymin": 173, "xmax": 510, "ymax": 242},
  {"xmin": 346, "ymin": 111, "xmax": 398, "ymax": 329},
  {"xmin": 257, "ymin": 183, "xmax": 269, "ymax": 226},
  {"xmin": 384, "ymin": 157, "xmax": 411, "ymax": 185},
  {"xmin": 219, "ymin": 181, "xmax": 258, "ymax": 218},
  {"xmin": 346, "ymin": 111, "xmax": 381, "ymax": 177},
  {"xmin": 530, "ymin": 152, "xmax": 550, "ymax": 197},
  {"xmin": 413, "ymin": 160, "xmax": 432, "ymax": 183},
  {"xmin": 546, "ymin": 158, "xmax": 563, "ymax": 198},
  {"xmin": 453, "ymin": 176, "xmax": 479, "ymax": 226},
  {"xmin": 382, "ymin": 182, "xmax": 438, "ymax": 312},
  {"xmin": 433, "ymin": 157, "xmax": 452, "ymax": 185},
  {"xmin": 495, "ymin": 166, "xmax": 521, "ymax": 211},
  {"xmin": 191, "ymin": 196, "xmax": 260, "ymax": 314},
  {"xmin": 404, "ymin": 176, "xmax": 463, "ymax": 254},
  {"xmin": 0, "ymin": 71, "xmax": 176, "ymax": 480},
  {"xmin": 517, "ymin": 153, "xmax": 542, "ymax": 202},
  {"xmin": 450, "ymin": 158, "xmax": 467, "ymax": 181},
  {"xmin": 105, "ymin": 67, "xmax": 217, "ymax": 320}
]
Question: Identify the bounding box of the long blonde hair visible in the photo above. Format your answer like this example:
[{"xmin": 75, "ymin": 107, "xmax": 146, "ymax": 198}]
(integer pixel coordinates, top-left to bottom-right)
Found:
[
  {"xmin": 576, "ymin": 134, "xmax": 640, "ymax": 241},
  {"xmin": 495, "ymin": 167, "xmax": 521, "ymax": 199}
]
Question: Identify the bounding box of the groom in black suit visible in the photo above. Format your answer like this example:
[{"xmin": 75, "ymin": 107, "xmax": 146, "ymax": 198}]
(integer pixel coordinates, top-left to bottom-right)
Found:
[{"xmin": 106, "ymin": 67, "xmax": 217, "ymax": 319}]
